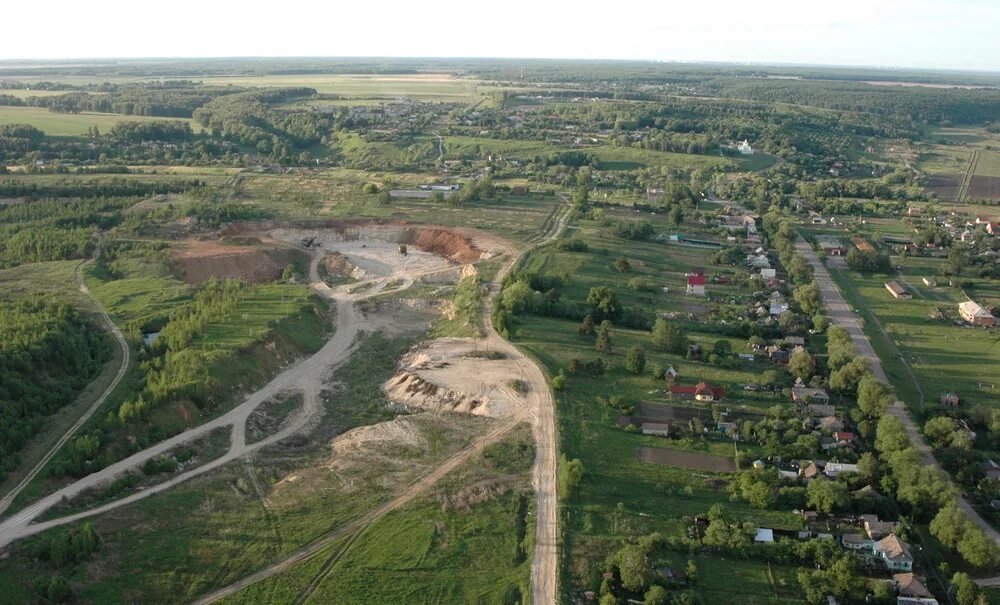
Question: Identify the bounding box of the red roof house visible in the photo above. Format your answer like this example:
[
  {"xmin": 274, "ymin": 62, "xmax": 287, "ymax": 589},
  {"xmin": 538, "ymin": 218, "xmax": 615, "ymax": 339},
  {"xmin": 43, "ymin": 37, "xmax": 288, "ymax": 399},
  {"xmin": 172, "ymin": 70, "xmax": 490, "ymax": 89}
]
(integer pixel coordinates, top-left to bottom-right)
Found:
[
  {"xmin": 686, "ymin": 274, "xmax": 706, "ymax": 295},
  {"xmin": 670, "ymin": 381, "xmax": 725, "ymax": 402}
]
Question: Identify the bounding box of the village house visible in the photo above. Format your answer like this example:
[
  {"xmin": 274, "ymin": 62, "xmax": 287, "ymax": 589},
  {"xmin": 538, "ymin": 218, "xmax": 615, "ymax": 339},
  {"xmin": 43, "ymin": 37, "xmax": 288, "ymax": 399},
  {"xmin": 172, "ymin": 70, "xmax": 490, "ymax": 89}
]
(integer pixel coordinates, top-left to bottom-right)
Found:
[
  {"xmin": 852, "ymin": 238, "xmax": 876, "ymax": 253},
  {"xmin": 841, "ymin": 533, "xmax": 871, "ymax": 551},
  {"xmin": 959, "ymin": 300, "xmax": 996, "ymax": 327},
  {"xmin": 669, "ymin": 381, "xmax": 725, "ymax": 402},
  {"xmin": 983, "ymin": 459, "xmax": 1000, "ymax": 481},
  {"xmin": 766, "ymin": 345, "xmax": 789, "ymax": 364},
  {"xmin": 800, "ymin": 461, "xmax": 821, "ymax": 479},
  {"xmin": 939, "ymin": 392, "xmax": 960, "ymax": 407},
  {"xmin": 642, "ymin": 422, "xmax": 671, "ymax": 437},
  {"xmin": 873, "ymin": 535, "xmax": 914, "ymax": 571},
  {"xmin": 818, "ymin": 416, "xmax": 845, "ymax": 432},
  {"xmin": 817, "ymin": 235, "xmax": 847, "ymax": 256},
  {"xmin": 759, "ymin": 267, "xmax": 777, "ymax": 279},
  {"xmin": 894, "ymin": 573, "xmax": 933, "ymax": 599},
  {"xmin": 792, "ymin": 386, "xmax": 830, "ymax": 404},
  {"xmin": 686, "ymin": 273, "xmax": 707, "ymax": 296},
  {"xmin": 663, "ymin": 366, "xmax": 679, "ymax": 381},
  {"xmin": 862, "ymin": 515, "xmax": 897, "ymax": 540},
  {"xmin": 922, "ymin": 277, "xmax": 937, "ymax": 287},
  {"xmin": 832, "ymin": 431, "xmax": 855, "ymax": 443},
  {"xmin": 896, "ymin": 598, "xmax": 939, "ymax": 605},
  {"xmin": 884, "ymin": 281, "xmax": 911, "ymax": 299},
  {"xmin": 805, "ymin": 403, "xmax": 836, "ymax": 417},
  {"xmin": 823, "ymin": 462, "xmax": 859, "ymax": 478}
]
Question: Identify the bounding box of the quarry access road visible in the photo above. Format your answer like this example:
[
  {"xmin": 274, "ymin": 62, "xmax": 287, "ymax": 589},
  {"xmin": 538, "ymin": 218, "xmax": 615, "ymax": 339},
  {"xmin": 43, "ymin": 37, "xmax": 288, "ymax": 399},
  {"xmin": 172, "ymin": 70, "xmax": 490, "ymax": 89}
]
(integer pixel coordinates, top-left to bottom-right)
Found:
[
  {"xmin": 0, "ymin": 273, "xmax": 410, "ymax": 551},
  {"xmin": 197, "ymin": 200, "xmax": 571, "ymax": 604}
]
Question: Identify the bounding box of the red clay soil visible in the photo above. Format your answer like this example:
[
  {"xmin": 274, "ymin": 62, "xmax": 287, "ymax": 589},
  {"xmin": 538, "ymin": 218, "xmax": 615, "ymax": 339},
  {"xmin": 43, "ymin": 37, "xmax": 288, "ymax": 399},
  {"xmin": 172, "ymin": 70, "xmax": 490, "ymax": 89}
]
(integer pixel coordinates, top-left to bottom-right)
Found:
[
  {"xmin": 397, "ymin": 227, "xmax": 482, "ymax": 263},
  {"xmin": 172, "ymin": 240, "xmax": 291, "ymax": 284}
]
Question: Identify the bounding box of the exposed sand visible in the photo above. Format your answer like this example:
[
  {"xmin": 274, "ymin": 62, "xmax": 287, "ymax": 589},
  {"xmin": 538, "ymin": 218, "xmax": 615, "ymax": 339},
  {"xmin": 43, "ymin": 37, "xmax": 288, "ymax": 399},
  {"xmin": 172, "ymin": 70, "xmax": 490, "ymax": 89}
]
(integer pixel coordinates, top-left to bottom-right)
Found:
[{"xmin": 383, "ymin": 337, "xmax": 528, "ymax": 418}]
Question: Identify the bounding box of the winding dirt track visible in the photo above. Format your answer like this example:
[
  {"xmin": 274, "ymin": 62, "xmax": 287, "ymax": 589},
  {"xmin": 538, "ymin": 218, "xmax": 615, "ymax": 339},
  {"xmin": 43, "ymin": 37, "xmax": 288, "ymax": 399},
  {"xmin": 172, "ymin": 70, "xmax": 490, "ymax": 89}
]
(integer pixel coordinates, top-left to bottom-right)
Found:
[
  {"xmin": 0, "ymin": 208, "xmax": 568, "ymax": 603},
  {"xmin": 0, "ymin": 259, "xmax": 131, "ymax": 517}
]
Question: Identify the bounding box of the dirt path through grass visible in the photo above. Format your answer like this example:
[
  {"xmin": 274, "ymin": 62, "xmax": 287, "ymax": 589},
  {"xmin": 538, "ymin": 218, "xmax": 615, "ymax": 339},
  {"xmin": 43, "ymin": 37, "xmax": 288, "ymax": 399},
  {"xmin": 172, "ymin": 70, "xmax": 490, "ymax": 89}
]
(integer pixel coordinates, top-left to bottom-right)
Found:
[{"xmin": 0, "ymin": 257, "xmax": 131, "ymax": 517}]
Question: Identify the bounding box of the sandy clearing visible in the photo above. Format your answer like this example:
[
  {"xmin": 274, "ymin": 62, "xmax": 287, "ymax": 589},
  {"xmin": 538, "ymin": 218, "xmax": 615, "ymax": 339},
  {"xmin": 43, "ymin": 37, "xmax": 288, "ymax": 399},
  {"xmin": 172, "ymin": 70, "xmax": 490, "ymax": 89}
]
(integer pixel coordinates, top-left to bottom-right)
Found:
[{"xmin": 384, "ymin": 337, "xmax": 529, "ymax": 418}]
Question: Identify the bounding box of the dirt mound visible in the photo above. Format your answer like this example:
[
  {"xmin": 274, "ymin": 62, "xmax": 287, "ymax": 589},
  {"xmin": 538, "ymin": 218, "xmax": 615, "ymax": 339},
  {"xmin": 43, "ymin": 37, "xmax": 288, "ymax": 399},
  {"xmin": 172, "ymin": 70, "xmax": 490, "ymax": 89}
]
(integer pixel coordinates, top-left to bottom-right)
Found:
[
  {"xmin": 383, "ymin": 338, "xmax": 527, "ymax": 418},
  {"xmin": 399, "ymin": 227, "xmax": 482, "ymax": 263},
  {"xmin": 323, "ymin": 251, "xmax": 365, "ymax": 280},
  {"xmin": 171, "ymin": 239, "xmax": 306, "ymax": 284}
]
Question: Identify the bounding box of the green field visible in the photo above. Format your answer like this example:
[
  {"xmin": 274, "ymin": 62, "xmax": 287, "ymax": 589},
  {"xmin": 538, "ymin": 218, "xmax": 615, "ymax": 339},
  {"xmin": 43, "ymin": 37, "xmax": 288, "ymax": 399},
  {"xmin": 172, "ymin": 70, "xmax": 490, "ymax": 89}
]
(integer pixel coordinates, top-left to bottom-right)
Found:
[
  {"xmin": 974, "ymin": 149, "xmax": 1000, "ymax": 176},
  {"xmin": 441, "ymin": 135, "xmax": 763, "ymax": 171},
  {"xmin": 0, "ymin": 106, "xmax": 199, "ymax": 136},
  {"xmin": 825, "ymin": 254, "xmax": 1000, "ymax": 412},
  {"xmin": 221, "ymin": 429, "xmax": 536, "ymax": 605},
  {"xmin": 500, "ymin": 213, "xmax": 808, "ymax": 594}
]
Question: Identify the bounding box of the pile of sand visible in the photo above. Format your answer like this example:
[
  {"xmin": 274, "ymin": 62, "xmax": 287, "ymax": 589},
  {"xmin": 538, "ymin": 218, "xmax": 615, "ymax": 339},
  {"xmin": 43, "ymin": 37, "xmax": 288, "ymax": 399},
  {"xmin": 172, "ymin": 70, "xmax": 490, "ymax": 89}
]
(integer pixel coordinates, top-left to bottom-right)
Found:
[{"xmin": 383, "ymin": 338, "xmax": 526, "ymax": 418}]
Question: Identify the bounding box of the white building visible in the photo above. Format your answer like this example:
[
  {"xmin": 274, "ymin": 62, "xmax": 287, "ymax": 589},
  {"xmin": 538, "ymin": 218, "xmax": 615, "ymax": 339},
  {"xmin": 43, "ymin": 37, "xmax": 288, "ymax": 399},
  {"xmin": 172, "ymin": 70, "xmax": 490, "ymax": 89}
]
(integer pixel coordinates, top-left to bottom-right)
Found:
[{"xmin": 738, "ymin": 139, "xmax": 754, "ymax": 155}]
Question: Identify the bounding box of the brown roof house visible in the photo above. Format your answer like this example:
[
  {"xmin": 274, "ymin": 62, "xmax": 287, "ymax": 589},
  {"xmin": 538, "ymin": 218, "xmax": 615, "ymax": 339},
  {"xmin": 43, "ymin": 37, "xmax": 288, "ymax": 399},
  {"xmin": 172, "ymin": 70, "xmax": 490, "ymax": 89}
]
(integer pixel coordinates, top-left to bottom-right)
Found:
[
  {"xmin": 818, "ymin": 416, "xmax": 845, "ymax": 432},
  {"xmin": 872, "ymin": 535, "xmax": 913, "ymax": 571},
  {"xmin": 893, "ymin": 573, "xmax": 932, "ymax": 599},
  {"xmin": 959, "ymin": 300, "xmax": 995, "ymax": 327},
  {"xmin": 939, "ymin": 392, "xmax": 960, "ymax": 407},
  {"xmin": 885, "ymin": 281, "xmax": 911, "ymax": 299}
]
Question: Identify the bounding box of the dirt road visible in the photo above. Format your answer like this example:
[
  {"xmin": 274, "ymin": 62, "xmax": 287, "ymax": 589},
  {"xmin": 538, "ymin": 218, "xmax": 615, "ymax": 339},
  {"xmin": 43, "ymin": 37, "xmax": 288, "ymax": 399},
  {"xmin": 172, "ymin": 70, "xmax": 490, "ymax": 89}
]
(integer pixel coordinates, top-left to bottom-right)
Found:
[
  {"xmin": 0, "ymin": 274, "xmax": 407, "ymax": 549},
  {"xmin": 0, "ymin": 208, "xmax": 568, "ymax": 602},
  {"xmin": 796, "ymin": 239, "xmax": 1000, "ymax": 549},
  {"xmin": 197, "ymin": 201, "xmax": 570, "ymax": 604},
  {"xmin": 0, "ymin": 259, "xmax": 131, "ymax": 518}
]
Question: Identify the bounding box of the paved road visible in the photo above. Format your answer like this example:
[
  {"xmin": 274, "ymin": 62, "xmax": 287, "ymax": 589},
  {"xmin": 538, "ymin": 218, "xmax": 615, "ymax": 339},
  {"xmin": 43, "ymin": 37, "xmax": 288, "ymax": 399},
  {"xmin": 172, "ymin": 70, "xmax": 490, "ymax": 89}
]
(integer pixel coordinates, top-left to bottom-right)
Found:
[
  {"xmin": 0, "ymin": 258, "xmax": 131, "ymax": 517},
  {"xmin": 796, "ymin": 239, "xmax": 1000, "ymax": 550}
]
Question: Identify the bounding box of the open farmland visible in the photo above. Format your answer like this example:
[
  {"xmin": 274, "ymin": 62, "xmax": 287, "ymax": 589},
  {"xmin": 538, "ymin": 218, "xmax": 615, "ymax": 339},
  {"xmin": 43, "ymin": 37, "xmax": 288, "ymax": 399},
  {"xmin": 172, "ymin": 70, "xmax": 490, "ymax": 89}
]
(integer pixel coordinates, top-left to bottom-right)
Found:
[
  {"xmin": 0, "ymin": 106, "xmax": 200, "ymax": 136},
  {"xmin": 638, "ymin": 447, "xmax": 737, "ymax": 472}
]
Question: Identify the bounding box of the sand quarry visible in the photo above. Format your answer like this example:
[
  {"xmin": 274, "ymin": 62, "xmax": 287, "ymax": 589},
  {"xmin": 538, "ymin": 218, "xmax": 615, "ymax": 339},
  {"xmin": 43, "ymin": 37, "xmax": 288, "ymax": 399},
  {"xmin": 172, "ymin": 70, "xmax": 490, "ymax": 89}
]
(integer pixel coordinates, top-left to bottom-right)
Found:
[
  {"xmin": 171, "ymin": 220, "xmax": 508, "ymax": 285},
  {"xmin": 169, "ymin": 219, "xmax": 525, "ymax": 422}
]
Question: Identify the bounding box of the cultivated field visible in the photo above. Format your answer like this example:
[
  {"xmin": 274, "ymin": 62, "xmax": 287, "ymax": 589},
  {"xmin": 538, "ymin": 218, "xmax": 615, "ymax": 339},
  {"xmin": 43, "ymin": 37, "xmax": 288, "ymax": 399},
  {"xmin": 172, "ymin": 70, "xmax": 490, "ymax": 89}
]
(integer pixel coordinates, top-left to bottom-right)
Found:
[{"xmin": 0, "ymin": 106, "xmax": 200, "ymax": 136}]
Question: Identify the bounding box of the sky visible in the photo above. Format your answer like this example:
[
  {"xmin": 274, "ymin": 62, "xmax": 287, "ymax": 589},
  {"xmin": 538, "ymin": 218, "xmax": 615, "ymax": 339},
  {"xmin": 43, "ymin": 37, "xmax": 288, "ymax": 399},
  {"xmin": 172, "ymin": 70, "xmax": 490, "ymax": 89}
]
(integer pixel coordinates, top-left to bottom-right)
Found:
[{"xmin": 3, "ymin": 0, "xmax": 999, "ymax": 72}]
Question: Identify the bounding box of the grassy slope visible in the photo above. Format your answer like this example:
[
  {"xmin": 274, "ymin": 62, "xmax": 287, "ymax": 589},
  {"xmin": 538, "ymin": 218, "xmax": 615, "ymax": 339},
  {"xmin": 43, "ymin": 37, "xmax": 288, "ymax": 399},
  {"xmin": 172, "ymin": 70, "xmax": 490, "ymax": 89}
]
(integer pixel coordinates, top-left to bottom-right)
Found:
[{"xmin": 220, "ymin": 425, "xmax": 536, "ymax": 605}]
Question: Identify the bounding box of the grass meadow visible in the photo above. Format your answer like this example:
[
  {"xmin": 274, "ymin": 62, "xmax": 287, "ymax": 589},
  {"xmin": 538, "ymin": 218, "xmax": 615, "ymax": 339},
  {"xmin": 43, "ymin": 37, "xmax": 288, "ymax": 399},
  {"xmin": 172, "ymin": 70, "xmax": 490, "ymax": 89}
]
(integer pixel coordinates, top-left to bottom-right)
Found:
[{"xmin": 824, "ymin": 252, "xmax": 1000, "ymax": 413}]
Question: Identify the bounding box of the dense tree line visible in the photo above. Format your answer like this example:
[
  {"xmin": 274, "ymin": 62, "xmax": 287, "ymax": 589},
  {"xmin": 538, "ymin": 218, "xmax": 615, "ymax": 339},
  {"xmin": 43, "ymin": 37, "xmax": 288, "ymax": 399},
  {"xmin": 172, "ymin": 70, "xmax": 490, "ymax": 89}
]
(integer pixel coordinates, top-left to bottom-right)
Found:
[
  {"xmin": 108, "ymin": 121, "xmax": 194, "ymax": 143},
  {"xmin": 0, "ymin": 195, "xmax": 136, "ymax": 266},
  {"xmin": 709, "ymin": 78, "xmax": 1000, "ymax": 125},
  {"xmin": 0, "ymin": 298, "xmax": 110, "ymax": 481},
  {"xmin": 0, "ymin": 178, "xmax": 202, "ymax": 200},
  {"xmin": 192, "ymin": 88, "xmax": 327, "ymax": 161},
  {"xmin": 0, "ymin": 85, "xmax": 251, "ymax": 118}
]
